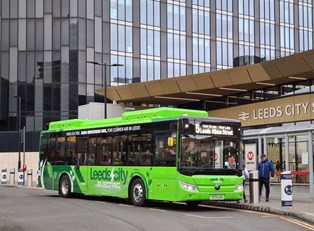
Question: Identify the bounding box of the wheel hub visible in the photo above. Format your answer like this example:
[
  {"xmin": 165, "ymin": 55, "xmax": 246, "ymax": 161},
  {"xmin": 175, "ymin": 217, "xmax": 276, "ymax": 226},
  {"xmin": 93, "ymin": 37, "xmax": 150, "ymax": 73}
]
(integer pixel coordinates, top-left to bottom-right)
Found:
[
  {"xmin": 133, "ymin": 183, "xmax": 143, "ymax": 202},
  {"xmin": 61, "ymin": 179, "xmax": 69, "ymax": 195}
]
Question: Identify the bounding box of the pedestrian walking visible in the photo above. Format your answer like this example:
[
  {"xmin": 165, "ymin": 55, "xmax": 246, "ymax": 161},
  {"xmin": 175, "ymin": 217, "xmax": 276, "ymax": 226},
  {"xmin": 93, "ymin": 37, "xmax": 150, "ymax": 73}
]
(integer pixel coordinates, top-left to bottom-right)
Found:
[{"xmin": 257, "ymin": 154, "xmax": 275, "ymax": 202}]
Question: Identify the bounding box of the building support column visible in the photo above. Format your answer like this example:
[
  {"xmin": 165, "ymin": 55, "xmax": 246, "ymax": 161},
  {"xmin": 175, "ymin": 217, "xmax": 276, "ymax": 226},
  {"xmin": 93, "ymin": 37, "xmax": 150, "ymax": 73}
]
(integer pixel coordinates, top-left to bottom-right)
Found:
[
  {"xmin": 263, "ymin": 135, "xmax": 267, "ymax": 156},
  {"xmin": 308, "ymin": 131, "xmax": 314, "ymax": 203},
  {"xmin": 258, "ymin": 136, "xmax": 262, "ymax": 158},
  {"xmin": 285, "ymin": 133, "xmax": 289, "ymax": 171}
]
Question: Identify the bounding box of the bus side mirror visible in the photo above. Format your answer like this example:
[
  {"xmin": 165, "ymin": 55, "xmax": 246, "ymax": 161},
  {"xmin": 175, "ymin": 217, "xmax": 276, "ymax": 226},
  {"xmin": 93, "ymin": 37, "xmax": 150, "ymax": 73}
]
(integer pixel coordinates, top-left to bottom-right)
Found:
[
  {"xmin": 168, "ymin": 137, "xmax": 174, "ymax": 147},
  {"xmin": 182, "ymin": 119, "xmax": 195, "ymax": 135}
]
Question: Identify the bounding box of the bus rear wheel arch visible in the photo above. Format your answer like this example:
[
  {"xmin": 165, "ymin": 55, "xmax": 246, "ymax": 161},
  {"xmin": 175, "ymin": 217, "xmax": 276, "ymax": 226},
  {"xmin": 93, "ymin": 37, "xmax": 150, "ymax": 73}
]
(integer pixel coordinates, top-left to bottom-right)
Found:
[
  {"xmin": 129, "ymin": 178, "xmax": 146, "ymax": 206},
  {"xmin": 59, "ymin": 174, "xmax": 71, "ymax": 198}
]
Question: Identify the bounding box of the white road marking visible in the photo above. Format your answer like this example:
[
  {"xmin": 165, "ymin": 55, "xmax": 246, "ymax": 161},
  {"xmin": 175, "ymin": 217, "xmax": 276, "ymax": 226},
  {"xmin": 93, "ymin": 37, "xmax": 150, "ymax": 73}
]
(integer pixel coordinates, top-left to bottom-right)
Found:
[
  {"xmin": 119, "ymin": 203, "xmax": 134, "ymax": 207},
  {"xmin": 185, "ymin": 214, "xmax": 233, "ymax": 219},
  {"xmin": 149, "ymin": 208, "xmax": 167, "ymax": 212},
  {"xmin": 199, "ymin": 204, "xmax": 271, "ymax": 216}
]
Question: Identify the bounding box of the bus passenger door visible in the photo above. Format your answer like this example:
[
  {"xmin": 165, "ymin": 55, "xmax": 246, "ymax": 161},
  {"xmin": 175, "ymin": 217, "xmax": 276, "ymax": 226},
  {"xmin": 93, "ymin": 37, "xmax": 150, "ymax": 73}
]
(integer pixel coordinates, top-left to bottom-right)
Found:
[{"xmin": 150, "ymin": 133, "xmax": 178, "ymax": 201}]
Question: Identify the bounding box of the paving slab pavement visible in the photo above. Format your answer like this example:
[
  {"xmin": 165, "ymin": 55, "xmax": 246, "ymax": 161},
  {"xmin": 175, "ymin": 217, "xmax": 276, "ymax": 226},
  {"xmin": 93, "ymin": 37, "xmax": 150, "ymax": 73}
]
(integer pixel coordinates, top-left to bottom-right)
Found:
[{"xmin": 205, "ymin": 184, "xmax": 314, "ymax": 224}]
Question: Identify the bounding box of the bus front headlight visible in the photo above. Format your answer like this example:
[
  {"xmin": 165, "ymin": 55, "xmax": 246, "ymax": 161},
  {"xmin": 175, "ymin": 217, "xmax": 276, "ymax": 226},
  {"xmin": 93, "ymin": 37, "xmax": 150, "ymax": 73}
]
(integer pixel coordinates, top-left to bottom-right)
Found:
[
  {"xmin": 234, "ymin": 184, "xmax": 243, "ymax": 192},
  {"xmin": 179, "ymin": 181, "xmax": 198, "ymax": 192}
]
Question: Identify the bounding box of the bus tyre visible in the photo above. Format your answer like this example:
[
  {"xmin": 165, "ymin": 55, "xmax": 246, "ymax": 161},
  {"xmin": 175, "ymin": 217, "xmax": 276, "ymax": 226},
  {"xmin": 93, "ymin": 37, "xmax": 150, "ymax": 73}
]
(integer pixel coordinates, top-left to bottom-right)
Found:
[
  {"xmin": 59, "ymin": 175, "xmax": 71, "ymax": 198},
  {"xmin": 130, "ymin": 178, "xmax": 146, "ymax": 206}
]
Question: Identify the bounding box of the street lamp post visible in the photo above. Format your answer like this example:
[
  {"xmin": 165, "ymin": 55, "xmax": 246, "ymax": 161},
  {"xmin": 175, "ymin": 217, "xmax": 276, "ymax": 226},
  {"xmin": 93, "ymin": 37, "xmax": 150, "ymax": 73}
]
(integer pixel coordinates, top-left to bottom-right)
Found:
[
  {"xmin": 87, "ymin": 61, "xmax": 123, "ymax": 119},
  {"xmin": 14, "ymin": 96, "xmax": 21, "ymax": 170}
]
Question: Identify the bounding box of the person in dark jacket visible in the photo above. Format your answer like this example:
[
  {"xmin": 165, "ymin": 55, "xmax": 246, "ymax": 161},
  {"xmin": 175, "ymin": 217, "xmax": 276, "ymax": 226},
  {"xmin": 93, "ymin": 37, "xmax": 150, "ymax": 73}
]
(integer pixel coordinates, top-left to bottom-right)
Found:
[{"xmin": 257, "ymin": 154, "xmax": 275, "ymax": 202}]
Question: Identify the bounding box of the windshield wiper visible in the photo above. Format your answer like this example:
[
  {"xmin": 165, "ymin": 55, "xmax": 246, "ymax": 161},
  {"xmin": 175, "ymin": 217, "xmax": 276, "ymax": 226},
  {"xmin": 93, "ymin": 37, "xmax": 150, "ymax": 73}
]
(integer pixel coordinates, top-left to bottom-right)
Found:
[{"xmin": 192, "ymin": 165, "xmax": 207, "ymax": 173}]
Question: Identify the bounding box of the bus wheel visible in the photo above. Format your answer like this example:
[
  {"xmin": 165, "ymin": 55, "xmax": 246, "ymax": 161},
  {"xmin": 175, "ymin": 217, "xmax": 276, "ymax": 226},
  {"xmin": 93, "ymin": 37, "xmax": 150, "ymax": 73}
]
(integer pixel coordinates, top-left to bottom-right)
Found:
[
  {"xmin": 60, "ymin": 175, "xmax": 71, "ymax": 198},
  {"xmin": 130, "ymin": 178, "xmax": 146, "ymax": 206}
]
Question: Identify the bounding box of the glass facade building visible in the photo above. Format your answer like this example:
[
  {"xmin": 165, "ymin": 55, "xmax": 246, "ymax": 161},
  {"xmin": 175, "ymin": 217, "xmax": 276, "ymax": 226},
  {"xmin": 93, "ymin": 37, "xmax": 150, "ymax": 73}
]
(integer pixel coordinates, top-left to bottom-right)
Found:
[{"xmin": 0, "ymin": 0, "xmax": 314, "ymax": 135}]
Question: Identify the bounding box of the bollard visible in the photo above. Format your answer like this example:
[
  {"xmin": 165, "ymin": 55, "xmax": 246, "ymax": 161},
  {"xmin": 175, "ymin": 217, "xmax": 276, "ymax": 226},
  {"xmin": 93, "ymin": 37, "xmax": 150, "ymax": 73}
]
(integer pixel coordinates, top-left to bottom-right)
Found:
[
  {"xmin": 281, "ymin": 171, "xmax": 292, "ymax": 206},
  {"xmin": 17, "ymin": 168, "xmax": 24, "ymax": 185},
  {"xmin": 10, "ymin": 168, "xmax": 15, "ymax": 185},
  {"xmin": 1, "ymin": 168, "xmax": 7, "ymax": 184},
  {"xmin": 37, "ymin": 170, "xmax": 41, "ymax": 187},
  {"xmin": 249, "ymin": 170, "xmax": 260, "ymax": 204},
  {"xmin": 27, "ymin": 169, "xmax": 33, "ymax": 187}
]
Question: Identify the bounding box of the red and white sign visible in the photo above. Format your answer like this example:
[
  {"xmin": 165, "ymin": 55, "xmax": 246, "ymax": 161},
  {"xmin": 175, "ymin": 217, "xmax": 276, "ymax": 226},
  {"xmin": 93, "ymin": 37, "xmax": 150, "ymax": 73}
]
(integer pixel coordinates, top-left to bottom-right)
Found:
[
  {"xmin": 244, "ymin": 144, "xmax": 257, "ymax": 171},
  {"xmin": 214, "ymin": 146, "xmax": 222, "ymax": 168},
  {"xmin": 247, "ymin": 151, "xmax": 254, "ymax": 161}
]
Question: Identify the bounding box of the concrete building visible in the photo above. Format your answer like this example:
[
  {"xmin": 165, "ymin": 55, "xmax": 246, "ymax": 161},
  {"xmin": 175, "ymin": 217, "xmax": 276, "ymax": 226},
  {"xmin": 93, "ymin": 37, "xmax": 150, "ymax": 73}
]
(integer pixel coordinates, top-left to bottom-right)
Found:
[{"xmin": 1, "ymin": 0, "xmax": 313, "ymax": 133}]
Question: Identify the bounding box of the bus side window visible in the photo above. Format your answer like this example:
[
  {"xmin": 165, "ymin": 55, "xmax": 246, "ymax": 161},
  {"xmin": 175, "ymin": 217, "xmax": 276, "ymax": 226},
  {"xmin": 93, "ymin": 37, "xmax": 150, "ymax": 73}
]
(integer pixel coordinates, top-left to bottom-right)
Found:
[
  {"xmin": 77, "ymin": 137, "xmax": 88, "ymax": 166},
  {"xmin": 96, "ymin": 136, "xmax": 113, "ymax": 166},
  {"xmin": 48, "ymin": 136, "xmax": 57, "ymax": 164},
  {"xmin": 87, "ymin": 137, "xmax": 96, "ymax": 166},
  {"xmin": 143, "ymin": 149, "xmax": 152, "ymax": 165},
  {"xmin": 153, "ymin": 132, "xmax": 176, "ymax": 166},
  {"xmin": 66, "ymin": 136, "xmax": 76, "ymax": 165},
  {"xmin": 84, "ymin": 153, "xmax": 95, "ymax": 166},
  {"xmin": 40, "ymin": 134, "xmax": 50, "ymax": 161},
  {"xmin": 113, "ymin": 135, "xmax": 127, "ymax": 166},
  {"xmin": 127, "ymin": 143, "xmax": 136, "ymax": 165}
]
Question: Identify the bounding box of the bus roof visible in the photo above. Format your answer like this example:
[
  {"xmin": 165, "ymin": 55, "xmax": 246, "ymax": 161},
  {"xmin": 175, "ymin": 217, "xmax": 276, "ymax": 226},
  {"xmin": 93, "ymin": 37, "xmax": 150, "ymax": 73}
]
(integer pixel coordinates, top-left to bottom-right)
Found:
[{"xmin": 47, "ymin": 107, "xmax": 209, "ymax": 132}]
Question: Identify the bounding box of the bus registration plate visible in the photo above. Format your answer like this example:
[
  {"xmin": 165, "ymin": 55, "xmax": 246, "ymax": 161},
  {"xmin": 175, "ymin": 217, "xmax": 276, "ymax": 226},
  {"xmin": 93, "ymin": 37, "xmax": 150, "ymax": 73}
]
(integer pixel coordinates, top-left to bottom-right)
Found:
[{"xmin": 210, "ymin": 195, "xmax": 224, "ymax": 200}]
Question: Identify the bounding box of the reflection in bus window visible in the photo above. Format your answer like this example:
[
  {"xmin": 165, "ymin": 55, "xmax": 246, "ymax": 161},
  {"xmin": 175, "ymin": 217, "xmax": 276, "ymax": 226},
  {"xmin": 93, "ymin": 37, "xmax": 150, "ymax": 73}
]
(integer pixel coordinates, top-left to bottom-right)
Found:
[
  {"xmin": 66, "ymin": 136, "xmax": 76, "ymax": 165},
  {"xmin": 96, "ymin": 136, "xmax": 112, "ymax": 165},
  {"xmin": 113, "ymin": 135, "xmax": 127, "ymax": 165},
  {"xmin": 77, "ymin": 137, "xmax": 88, "ymax": 166},
  {"xmin": 128, "ymin": 134, "xmax": 153, "ymax": 166}
]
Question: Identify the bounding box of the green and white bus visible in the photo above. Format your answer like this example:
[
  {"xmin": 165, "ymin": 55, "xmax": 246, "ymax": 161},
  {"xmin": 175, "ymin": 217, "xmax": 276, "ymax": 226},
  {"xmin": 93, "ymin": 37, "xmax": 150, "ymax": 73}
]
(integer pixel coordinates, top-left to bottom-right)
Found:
[{"xmin": 38, "ymin": 107, "xmax": 243, "ymax": 206}]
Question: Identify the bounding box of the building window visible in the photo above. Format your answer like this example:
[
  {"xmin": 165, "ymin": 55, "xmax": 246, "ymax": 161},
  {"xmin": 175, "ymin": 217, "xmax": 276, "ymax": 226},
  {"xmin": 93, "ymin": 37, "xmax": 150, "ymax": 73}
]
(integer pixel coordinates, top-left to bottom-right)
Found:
[{"xmin": 111, "ymin": 0, "xmax": 132, "ymax": 22}]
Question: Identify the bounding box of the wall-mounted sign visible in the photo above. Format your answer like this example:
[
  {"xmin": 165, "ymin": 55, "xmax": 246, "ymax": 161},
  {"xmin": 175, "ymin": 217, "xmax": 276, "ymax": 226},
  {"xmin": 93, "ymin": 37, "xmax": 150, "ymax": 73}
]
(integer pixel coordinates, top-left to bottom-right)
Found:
[
  {"xmin": 214, "ymin": 145, "xmax": 222, "ymax": 168},
  {"xmin": 207, "ymin": 94, "xmax": 314, "ymax": 127},
  {"xmin": 244, "ymin": 143, "xmax": 257, "ymax": 171},
  {"xmin": 239, "ymin": 102, "xmax": 310, "ymax": 121}
]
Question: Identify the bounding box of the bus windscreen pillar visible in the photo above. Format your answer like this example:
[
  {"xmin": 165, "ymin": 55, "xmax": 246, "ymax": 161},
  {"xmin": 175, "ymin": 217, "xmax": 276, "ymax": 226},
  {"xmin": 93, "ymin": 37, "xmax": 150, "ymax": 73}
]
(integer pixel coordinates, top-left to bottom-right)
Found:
[
  {"xmin": 281, "ymin": 171, "xmax": 292, "ymax": 206},
  {"xmin": 249, "ymin": 170, "xmax": 260, "ymax": 204},
  {"xmin": 1, "ymin": 168, "xmax": 7, "ymax": 184}
]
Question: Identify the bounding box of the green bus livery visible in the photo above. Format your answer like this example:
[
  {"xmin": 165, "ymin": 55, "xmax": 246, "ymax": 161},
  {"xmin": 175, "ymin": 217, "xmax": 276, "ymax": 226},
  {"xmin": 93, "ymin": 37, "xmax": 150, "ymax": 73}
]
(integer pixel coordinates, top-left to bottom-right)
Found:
[{"xmin": 38, "ymin": 107, "xmax": 243, "ymax": 206}]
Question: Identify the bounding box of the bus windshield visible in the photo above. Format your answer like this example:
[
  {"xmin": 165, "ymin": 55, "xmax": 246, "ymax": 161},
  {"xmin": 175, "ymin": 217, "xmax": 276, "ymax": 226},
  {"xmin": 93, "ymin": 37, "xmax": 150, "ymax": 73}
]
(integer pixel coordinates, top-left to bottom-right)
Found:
[{"xmin": 179, "ymin": 117, "xmax": 241, "ymax": 173}]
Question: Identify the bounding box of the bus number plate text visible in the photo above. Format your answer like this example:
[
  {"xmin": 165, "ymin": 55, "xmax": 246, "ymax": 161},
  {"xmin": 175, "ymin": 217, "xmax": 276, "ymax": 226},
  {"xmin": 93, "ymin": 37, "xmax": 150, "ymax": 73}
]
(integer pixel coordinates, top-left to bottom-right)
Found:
[{"xmin": 210, "ymin": 195, "xmax": 224, "ymax": 200}]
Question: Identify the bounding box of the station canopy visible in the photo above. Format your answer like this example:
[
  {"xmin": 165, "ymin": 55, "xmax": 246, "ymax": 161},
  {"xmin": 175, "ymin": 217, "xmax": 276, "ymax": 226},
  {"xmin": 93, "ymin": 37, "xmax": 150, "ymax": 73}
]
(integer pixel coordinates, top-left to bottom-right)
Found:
[{"xmin": 97, "ymin": 49, "xmax": 314, "ymax": 106}]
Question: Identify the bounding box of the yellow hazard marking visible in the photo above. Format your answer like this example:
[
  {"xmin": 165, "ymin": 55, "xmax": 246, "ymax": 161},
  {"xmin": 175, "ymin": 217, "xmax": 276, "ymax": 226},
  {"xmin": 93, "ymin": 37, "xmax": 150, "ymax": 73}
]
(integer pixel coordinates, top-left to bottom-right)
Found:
[{"xmin": 279, "ymin": 216, "xmax": 314, "ymax": 231}]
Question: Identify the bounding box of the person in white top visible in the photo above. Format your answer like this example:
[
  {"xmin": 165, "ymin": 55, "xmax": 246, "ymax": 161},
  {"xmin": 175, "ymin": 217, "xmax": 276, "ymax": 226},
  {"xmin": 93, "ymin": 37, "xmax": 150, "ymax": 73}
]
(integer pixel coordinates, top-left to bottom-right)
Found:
[{"xmin": 242, "ymin": 166, "xmax": 249, "ymax": 203}]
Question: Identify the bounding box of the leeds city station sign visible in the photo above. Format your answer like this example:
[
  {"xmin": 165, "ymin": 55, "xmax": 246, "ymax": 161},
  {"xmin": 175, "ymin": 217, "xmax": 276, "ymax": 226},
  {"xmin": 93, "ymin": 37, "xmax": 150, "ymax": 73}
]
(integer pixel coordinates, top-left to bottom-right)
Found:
[
  {"xmin": 239, "ymin": 102, "xmax": 311, "ymax": 121},
  {"xmin": 207, "ymin": 94, "xmax": 314, "ymax": 127}
]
